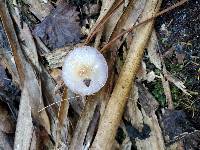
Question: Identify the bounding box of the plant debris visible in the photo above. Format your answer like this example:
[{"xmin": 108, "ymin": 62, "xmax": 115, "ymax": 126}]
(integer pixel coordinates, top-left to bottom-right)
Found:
[
  {"xmin": 0, "ymin": 0, "xmax": 199, "ymax": 149},
  {"xmin": 33, "ymin": 2, "xmax": 81, "ymax": 49}
]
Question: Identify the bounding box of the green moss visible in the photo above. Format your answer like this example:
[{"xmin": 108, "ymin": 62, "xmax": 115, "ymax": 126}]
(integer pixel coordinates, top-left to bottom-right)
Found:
[
  {"xmin": 151, "ymin": 81, "xmax": 166, "ymax": 107},
  {"xmin": 170, "ymin": 85, "xmax": 182, "ymax": 108},
  {"xmin": 166, "ymin": 62, "xmax": 183, "ymax": 75}
]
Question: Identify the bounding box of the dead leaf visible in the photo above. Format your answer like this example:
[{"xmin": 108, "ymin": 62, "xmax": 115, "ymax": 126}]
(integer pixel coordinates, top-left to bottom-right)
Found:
[
  {"xmin": 124, "ymin": 84, "xmax": 143, "ymax": 131},
  {"xmin": 24, "ymin": 0, "xmax": 53, "ymax": 21},
  {"xmin": 50, "ymin": 68, "xmax": 62, "ymax": 84},
  {"xmin": 176, "ymin": 52, "xmax": 186, "ymax": 64},
  {"xmin": 123, "ymin": 0, "xmax": 146, "ymax": 30},
  {"xmin": 137, "ymin": 83, "xmax": 159, "ymax": 117},
  {"xmin": 13, "ymin": 16, "xmax": 41, "ymax": 70},
  {"xmin": 9, "ymin": 6, "xmax": 51, "ymax": 134},
  {"xmin": 103, "ymin": 2, "xmax": 124, "ymax": 43},
  {"xmin": 14, "ymin": 84, "xmax": 34, "ymax": 150},
  {"xmin": 160, "ymin": 74, "xmax": 174, "ymax": 110},
  {"xmin": 0, "ymin": 103, "xmax": 15, "ymax": 133},
  {"xmin": 161, "ymin": 110, "xmax": 195, "ymax": 143},
  {"xmin": 33, "ymin": 2, "xmax": 81, "ymax": 49},
  {"xmin": 135, "ymin": 113, "xmax": 165, "ymax": 150},
  {"xmin": 119, "ymin": 123, "xmax": 132, "ymax": 150},
  {"xmin": 82, "ymin": 4, "xmax": 100, "ymax": 17},
  {"xmin": 0, "ymin": 130, "xmax": 13, "ymax": 150},
  {"xmin": 121, "ymin": 137, "xmax": 132, "ymax": 150},
  {"xmin": 146, "ymin": 71, "xmax": 156, "ymax": 82},
  {"xmin": 83, "ymin": 103, "xmax": 100, "ymax": 149},
  {"xmin": 0, "ymin": 64, "xmax": 20, "ymax": 119},
  {"xmin": 0, "ymin": 64, "xmax": 8, "ymax": 87},
  {"xmin": 147, "ymin": 30, "xmax": 162, "ymax": 70},
  {"xmin": 137, "ymin": 61, "xmax": 147, "ymax": 81},
  {"xmin": 0, "ymin": 22, "xmax": 20, "ymax": 85},
  {"xmin": 44, "ymin": 43, "xmax": 82, "ymax": 68},
  {"xmin": 70, "ymin": 97, "xmax": 98, "ymax": 150},
  {"xmin": 163, "ymin": 70, "xmax": 190, "ymax": 95}
]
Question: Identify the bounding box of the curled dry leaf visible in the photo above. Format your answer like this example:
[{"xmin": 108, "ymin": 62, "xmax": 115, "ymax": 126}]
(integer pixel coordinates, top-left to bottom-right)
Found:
[{"xmin": 33, "ymin": 2, "xmax": 81, "ymax": 49}]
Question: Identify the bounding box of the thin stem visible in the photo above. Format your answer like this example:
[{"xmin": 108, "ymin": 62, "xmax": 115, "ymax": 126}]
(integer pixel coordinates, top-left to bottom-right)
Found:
[
  {"xmin": 84, "ymin": 0, "xmax": 125, "ymax": 45},
  {"xmin": 100, "ymin": 0, "xmax": 187, "ymax": 53}
]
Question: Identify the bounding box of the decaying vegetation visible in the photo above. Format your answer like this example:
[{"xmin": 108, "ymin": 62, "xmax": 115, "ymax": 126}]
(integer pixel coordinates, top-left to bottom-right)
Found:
[{"xmin": 0, "ymin": 0, "xmax": 199, "ymax": 149}]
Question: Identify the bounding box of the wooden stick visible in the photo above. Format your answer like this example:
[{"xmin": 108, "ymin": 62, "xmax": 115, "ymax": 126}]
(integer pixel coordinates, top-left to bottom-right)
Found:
[
  {"xmin": 84, "ymin": 0, "xmax": 125, "ymax": 45},
  {"xmin": 100, "ymin": 0, "xmax": 187, "ymax": 53},
  {"xmin": 91, "ymin": 0, "xmax": 187, "ymax": 149},
  {"xmin": 90, "ymin": 0, "xmax": 162, "ymax": 149},
  {"xmin": 0, "ymin": 1, "xmax": 25, "ymax": 86}
]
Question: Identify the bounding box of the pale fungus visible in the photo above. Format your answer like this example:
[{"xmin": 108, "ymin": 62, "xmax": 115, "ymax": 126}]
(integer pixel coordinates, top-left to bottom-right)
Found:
[{"xmin": 62, "ymin": 46, "xmax": 108, "ymax": 96}]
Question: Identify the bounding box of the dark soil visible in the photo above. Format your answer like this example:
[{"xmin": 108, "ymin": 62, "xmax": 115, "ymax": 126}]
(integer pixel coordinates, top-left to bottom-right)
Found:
[{"xmin": 155, "ymin": 0, "xmax": 200, "ymax": 143}]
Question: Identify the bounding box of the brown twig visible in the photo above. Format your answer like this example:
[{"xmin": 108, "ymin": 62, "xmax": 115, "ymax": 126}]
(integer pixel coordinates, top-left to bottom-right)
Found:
[
  {"xmin": 1, "ymin": 0, "xmax": 51, "ymax": 136},
  {"xmin": 91, "ymin": 1, "xmax": 187, "ymax": 149},
  {"xmin": 90, "ymin": 0, "xmax": 162, "ymax": 149},
  {"xmin": 100, "ymin": 0, "xmax": 188, "ymax": 53},
  {"xmin": 0, "ymin": 1, "xmax": 25, "ymax": 86},
  {"xmin": 84, "ymin": 0, "xmax": 125, "ymax": 45},
  {"xmin": 55, "ymin": 87, "xmax": 69, "ymax": 149}
]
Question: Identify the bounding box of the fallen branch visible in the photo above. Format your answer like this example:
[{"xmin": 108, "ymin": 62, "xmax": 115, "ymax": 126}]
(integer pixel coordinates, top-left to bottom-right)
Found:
[
  {"xmin": 100, "ymin": 0, "xmax": 187, "ymax": 53},
  {"xmin": 55, "ymin": 87, "xmax": 69, "ymax": 149},
  {"xmin": 0, "ymin": 0, "xmax": 51, "ymax": 141},
  {"xmin": 14, "ymin": 84, "xmax": 33, "ymax": 150},
  {"xmin": 0, "ymin": 0, "xmax": 25, "ymax": 85},
  {"xmin": 90, "ymin": 0, "xmax": 162, "ymax": 149},
  {"xmin": 84, "ymin": 0, "xmax": 124, "ymax": 45}
]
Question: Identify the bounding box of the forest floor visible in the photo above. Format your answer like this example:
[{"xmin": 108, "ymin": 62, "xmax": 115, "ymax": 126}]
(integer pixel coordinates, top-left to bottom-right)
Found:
[{"xmin": 0, "ymin": 0, "xmax": 199, "ymax": 149}]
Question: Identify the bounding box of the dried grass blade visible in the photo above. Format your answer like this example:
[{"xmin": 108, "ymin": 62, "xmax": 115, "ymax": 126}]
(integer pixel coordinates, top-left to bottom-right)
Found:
[
  {"xmin": 84, "ymin": 0, "xmax": 124, "ymax": 45},
  {"xmin": 90, "ymin": 0, "xmax": 162, "ymax": 149},
  {"xmin": 0, "ymin": 1, "xmax": 25, "ymax": 85},
  {"xmin": 100, "ymin": 0, "xmax": 188, "ymax": 53}
]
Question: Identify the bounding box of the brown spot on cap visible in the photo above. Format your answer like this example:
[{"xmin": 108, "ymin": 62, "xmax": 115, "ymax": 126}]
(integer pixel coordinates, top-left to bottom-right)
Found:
[{"xmin": 83, "ymin": 78, "xmax": 91, "ymax": 87}]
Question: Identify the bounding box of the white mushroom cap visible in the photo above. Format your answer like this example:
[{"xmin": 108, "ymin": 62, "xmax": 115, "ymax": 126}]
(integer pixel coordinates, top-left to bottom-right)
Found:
[{"xmin": 62, "ymin": 46, "xmax": 108, "ymax": 96}]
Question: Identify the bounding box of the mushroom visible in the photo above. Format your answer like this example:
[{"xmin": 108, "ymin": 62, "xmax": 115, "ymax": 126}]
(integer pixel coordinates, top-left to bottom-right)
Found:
[{"xmin": 62, "ymin": 46, "xmax": 108, "ymax": 96}]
